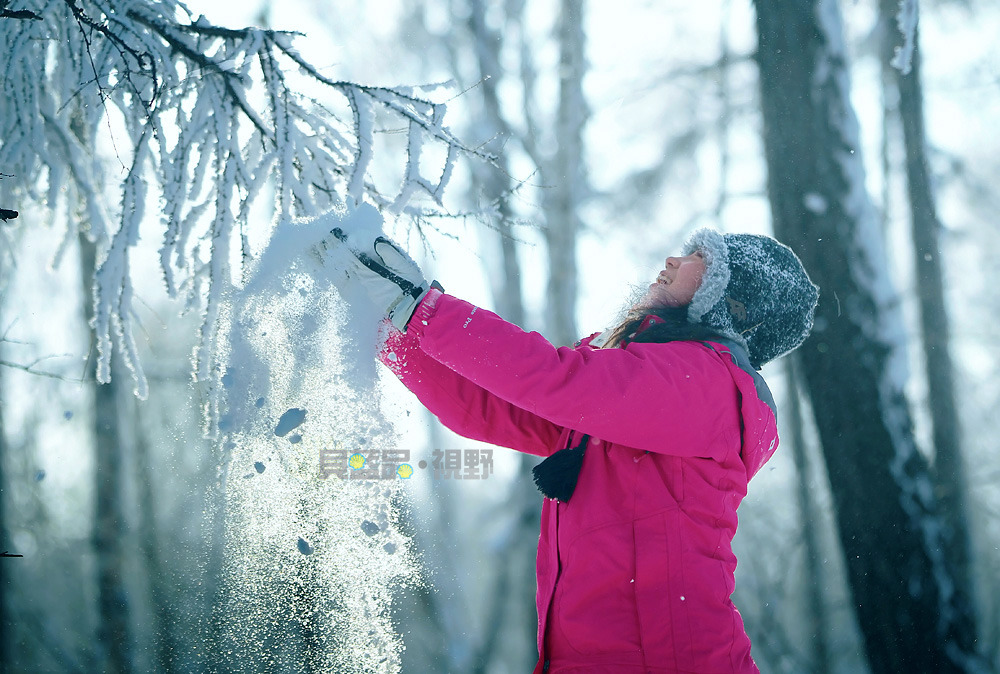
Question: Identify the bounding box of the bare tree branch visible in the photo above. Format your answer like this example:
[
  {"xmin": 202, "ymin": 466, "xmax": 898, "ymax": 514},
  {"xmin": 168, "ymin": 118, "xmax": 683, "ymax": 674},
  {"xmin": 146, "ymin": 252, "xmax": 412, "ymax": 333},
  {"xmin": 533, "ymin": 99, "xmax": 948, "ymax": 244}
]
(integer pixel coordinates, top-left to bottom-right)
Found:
[
  {"xmin": 0, "ymin": 8, "xmax": 41, "ymax": 20},
  {"xmin": 0, "ymin": 359, "xmax": 77, "ymax": 381}
]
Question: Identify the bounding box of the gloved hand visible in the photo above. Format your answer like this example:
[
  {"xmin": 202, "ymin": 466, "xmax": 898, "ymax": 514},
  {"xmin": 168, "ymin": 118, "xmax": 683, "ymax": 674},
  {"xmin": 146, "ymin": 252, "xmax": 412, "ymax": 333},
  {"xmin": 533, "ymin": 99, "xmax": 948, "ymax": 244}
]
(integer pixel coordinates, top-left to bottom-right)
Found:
[{"xmin": 314, "ymin": 225, "xmax": 433, "ymax": 331}]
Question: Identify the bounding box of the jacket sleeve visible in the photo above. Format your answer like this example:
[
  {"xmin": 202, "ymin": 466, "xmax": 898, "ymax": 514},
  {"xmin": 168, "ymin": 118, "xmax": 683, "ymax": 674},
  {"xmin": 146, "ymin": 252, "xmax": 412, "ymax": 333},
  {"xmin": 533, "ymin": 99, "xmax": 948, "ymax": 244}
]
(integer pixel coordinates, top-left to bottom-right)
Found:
[
  {"xmin": 406, "ymin": 290, "xmax": 741, "ymax": 459},
  {"xmin": 379, "ymin": 321, "xmax": 564, "ymax": 457}
]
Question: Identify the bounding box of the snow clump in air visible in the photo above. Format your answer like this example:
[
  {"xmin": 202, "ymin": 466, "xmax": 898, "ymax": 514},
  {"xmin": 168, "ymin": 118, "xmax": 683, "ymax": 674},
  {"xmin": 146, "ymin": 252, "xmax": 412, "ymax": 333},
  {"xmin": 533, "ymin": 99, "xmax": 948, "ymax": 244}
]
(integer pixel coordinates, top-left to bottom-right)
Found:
[{"xmin": 210, "ymin": 201, "xmax": 417, "ymax": 673}]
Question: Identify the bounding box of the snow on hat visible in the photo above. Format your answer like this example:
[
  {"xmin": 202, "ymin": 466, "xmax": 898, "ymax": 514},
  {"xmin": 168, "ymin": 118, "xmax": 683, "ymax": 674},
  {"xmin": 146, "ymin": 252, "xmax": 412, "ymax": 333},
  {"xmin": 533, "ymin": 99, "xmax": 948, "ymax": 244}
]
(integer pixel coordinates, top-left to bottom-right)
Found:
[{"xmin": 683, "ymin": 227, "xmax": 819, "ymax": 369}]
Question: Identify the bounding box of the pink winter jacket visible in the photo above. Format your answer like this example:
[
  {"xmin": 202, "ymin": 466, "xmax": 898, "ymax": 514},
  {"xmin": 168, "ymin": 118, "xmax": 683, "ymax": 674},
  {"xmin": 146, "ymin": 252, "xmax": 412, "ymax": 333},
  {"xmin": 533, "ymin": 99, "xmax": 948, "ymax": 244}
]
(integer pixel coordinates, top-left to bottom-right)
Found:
[{"xmin": 379, "ymin": 289, "xmax": 778, "ymax": 674}]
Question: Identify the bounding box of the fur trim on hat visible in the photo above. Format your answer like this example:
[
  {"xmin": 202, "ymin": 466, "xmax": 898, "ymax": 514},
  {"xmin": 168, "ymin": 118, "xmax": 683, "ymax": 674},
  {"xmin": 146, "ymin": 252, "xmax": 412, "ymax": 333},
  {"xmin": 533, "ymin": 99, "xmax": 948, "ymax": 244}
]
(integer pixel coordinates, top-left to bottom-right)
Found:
[{"xmin": 683, "ymin": 228, "xmax": 730, "ymax": 323}]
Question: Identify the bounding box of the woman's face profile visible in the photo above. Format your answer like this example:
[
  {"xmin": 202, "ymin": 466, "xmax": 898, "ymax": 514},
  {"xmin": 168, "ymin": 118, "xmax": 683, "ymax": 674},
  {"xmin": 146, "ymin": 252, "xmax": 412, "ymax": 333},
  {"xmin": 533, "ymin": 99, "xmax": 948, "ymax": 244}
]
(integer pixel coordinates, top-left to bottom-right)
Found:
[{"xmin": 635, "ymin": 251, "xmax": 706, "ymax": 310}]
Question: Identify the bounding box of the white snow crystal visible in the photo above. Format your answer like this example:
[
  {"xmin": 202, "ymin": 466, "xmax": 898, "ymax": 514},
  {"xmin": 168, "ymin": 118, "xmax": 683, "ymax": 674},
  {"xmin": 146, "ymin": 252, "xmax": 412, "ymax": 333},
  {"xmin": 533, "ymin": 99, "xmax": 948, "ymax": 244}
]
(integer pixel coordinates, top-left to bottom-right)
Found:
[{"xmin": 803, "ymin": 192, "xmax": 828, "ymax": 214}]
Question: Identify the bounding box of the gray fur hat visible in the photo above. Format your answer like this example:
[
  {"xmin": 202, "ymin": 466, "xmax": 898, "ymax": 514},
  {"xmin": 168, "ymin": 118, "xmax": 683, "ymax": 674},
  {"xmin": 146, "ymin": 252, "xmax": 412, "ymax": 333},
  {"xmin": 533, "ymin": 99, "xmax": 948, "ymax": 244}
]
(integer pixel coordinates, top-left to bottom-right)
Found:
[{"xmin": 683, "ymin": 228, "xmax": 819, "ymax": 369}]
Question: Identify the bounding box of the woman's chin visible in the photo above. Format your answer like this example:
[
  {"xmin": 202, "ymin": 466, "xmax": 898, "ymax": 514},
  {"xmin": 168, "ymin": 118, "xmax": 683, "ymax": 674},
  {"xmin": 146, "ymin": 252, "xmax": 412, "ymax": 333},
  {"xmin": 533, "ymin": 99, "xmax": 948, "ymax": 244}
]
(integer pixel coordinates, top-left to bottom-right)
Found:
[{"xmin": 634, "ymin": 287, "xmax": 668, "ymax": 311}]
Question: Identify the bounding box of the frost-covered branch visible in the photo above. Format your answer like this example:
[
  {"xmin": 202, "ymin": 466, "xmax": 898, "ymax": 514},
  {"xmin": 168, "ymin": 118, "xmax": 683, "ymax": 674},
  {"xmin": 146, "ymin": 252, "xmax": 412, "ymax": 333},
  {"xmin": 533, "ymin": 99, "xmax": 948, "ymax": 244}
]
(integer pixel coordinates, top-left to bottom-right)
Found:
[{"xmin": 0, "ymin": 0, "xmax": 494, "ymax": 397}]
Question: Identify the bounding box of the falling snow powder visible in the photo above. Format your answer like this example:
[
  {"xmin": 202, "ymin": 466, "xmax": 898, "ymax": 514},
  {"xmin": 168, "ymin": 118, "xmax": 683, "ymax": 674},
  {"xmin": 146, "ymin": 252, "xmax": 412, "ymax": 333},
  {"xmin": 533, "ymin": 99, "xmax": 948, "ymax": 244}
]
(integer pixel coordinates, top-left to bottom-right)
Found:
[{"xmin": 210, "ymin": 201, "xmax": 416, "ymax": 673}]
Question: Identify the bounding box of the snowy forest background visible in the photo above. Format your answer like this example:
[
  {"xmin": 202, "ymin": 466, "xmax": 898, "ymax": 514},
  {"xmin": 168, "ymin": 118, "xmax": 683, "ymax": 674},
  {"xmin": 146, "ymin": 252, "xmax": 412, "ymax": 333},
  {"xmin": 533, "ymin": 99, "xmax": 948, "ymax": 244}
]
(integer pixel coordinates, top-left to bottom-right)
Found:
[{"xmin": 2, "ymin": 0, "xmax": 1000, "ymax": 672}]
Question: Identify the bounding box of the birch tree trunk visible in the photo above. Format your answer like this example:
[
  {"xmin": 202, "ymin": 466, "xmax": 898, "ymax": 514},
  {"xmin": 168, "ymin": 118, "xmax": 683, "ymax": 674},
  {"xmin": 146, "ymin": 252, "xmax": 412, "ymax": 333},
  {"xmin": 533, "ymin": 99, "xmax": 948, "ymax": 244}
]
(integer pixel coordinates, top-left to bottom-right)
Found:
[
  {"xmin": 878, "ymin": 0, "xmax": 977, "ymax": 635},
  {"xmin": 467, "ymin": 0, "xmax": 526, "ymax": 329},
  {"xmin": 542, "ymin": 0, "xmax": 588, "ymax": 347},
  {"xmin": 753, "ymin": 1, "xmax": 987, "ymax": 671},
  {"xmin": 134, "ymin": 407, "xmax": 178, "ymax": 674},
  {"xmin": 464, "ymin": 1, "xmax": 540, "ymax": 670},
  {"xmin": 0, "ymin": 326, "xmax": 9, "ymax": 674},
  {"xmin": 785, "ymin": 357, "xmax": 832, "ymax": 674},
  {"xmin": 80, "ymin": 233, "xmax": 134, "ymax": 674}
]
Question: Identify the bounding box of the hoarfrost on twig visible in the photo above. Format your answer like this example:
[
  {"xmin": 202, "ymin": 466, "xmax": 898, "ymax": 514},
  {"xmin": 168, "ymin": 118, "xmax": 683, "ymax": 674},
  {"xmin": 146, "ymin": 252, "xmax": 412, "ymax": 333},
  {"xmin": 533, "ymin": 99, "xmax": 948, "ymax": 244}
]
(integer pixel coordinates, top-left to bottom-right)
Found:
[{"xmin": 0, "ymin": 0, "xmax": 494, "ymax": 397}]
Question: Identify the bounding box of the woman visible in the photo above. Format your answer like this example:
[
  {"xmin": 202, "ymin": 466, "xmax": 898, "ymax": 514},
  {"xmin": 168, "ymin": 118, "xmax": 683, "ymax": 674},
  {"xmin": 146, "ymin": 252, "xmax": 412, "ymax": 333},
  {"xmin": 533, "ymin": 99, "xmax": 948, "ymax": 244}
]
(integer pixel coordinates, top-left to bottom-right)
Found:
[{"xmin": 318, "ymin": 211, "xmax": 819, "ymax": 673}]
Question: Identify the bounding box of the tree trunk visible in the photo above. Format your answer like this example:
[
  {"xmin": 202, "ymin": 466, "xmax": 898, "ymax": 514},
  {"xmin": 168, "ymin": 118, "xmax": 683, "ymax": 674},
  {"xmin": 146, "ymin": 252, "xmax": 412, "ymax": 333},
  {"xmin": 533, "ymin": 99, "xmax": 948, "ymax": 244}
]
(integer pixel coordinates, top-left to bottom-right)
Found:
[
  {"xmin": 134, "ymin": 406, "xmax": 178, "ymax": 674},
  {"xmin": 785, "ymin": 357, "xmax": 831, "ymax": 674},
  {"xmin": 543, "ymin": 0, "xmax": 588, "ymax": 347},
  {"xmin": 80, "ymin": 233, "xmax": 134, "ymax": 674},
  {"xmin": 0, "ymin": 307, "xmax": 9, "ymax": 674},
  {"xmin": 878, "ymin": 0, "xmax": 977, "ymax": 636},
  {"xmin": 464, "ymin": 2, "xmax": 540, "ymax": 671},
  {"xmin": 466, "ymin": 0, "xmax": 527, "ymax": 330},
  {"xmin": 753, "ymin": 1, "xmax": 985, "ymax": 672},
  {"xmin": 203, "ymin": 443, "xmax": 230, "ymax": 674}
]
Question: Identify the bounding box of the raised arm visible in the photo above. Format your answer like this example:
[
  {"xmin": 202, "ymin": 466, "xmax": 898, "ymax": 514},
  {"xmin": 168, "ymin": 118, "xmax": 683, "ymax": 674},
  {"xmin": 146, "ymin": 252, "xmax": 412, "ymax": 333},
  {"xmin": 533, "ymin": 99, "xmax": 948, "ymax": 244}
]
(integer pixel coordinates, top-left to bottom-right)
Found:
[
  {"xmin": 304, "ymin": 205, "xmax": 736, "ymax": 458},
  {"xmin": 406, "ymin": 290, "xmax": 740, "ymax": 459},
  {"xmin": 380, "ymin": 324, "xmax": 564, "ymax": 457}
]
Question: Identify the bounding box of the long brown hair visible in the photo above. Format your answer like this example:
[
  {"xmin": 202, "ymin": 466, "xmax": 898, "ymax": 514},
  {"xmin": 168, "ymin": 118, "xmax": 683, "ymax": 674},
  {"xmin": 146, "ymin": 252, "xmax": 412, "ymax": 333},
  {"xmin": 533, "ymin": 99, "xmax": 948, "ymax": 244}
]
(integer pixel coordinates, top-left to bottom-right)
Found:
[{"xmin": 603, "ymin": 305, "xmax": 730, "ymax": 349}]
